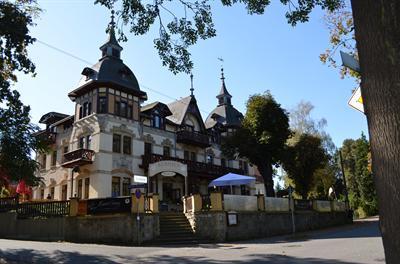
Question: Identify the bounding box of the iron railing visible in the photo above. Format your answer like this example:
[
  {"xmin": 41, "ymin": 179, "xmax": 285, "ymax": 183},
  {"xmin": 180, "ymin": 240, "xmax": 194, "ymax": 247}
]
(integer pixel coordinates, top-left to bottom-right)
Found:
[
  {"xmin": 0, "ymin": 196, "xmax": 18, "ymax": 212},
  {"xmin": 176, "ymin": 130, "xmax": 210, "ymax": 148},
  {"xmin": 17, "ymin": 201, "xmax": 70, "ymax": 219},
  {"xmin": 61, "ymin": 148, "xmax": 95, "ymax": 168}
]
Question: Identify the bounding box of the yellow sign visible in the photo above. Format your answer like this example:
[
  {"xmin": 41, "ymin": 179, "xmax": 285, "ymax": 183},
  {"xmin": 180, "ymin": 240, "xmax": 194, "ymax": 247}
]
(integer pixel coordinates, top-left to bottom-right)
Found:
[{"xmin": 348, "ymin": 87, "xmax": 364, "ymax": 114}]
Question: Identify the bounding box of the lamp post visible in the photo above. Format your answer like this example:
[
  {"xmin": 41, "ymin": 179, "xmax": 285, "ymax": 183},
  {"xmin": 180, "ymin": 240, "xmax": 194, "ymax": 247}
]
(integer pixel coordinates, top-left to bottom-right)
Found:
[{"xmin": 70, "ymin": 165, "xmax": 80, "ymax": 198}]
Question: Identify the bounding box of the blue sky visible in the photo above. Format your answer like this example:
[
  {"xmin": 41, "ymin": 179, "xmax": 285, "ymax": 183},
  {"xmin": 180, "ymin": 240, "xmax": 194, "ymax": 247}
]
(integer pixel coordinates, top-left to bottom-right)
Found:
[{"xmin": 14, "ymin": 0, "xmax": 368, "ymax": 147}]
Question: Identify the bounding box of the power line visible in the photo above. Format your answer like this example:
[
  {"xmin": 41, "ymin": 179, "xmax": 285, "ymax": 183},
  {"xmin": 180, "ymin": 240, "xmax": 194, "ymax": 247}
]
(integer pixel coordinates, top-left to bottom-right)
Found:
[{"xmin": 35, "ymin": 38, "xmax": 213, "ymax": 117}]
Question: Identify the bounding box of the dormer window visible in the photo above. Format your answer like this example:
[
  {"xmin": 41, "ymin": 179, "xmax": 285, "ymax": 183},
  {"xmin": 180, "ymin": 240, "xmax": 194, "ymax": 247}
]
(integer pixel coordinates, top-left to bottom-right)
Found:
[{"xmin": 151, "ymin": 110, "xmax": 164, "ymax": 129}]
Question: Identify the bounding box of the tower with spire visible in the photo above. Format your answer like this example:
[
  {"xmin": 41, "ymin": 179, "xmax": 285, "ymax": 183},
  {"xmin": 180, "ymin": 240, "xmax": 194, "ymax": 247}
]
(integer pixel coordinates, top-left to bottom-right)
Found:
[{"xmin": 216, "ymin": 68, "xmax": 232, "ymax": 106}]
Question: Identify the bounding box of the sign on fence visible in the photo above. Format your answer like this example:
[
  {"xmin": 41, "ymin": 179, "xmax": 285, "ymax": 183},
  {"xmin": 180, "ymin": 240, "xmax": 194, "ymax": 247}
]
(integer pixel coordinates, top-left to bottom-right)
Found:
[
  {"xmin": 294, "ymin": 199, "xmax": 313, "ymax": 211},
  {"xmin": 87, "ymin": 197, "xmax": 131, "ymax": 215}
]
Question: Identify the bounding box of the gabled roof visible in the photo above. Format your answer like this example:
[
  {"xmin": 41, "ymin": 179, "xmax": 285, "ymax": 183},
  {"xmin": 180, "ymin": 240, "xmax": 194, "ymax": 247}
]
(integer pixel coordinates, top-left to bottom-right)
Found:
[
  {"xmin": 39, "ymin": 112, "xmax": 70, "ymax": 125},
  {"xmin": 166, "ymin": 96, "xmax": 192, "ymax": 125},
  {"xmin": 141, "ymin": 101, "xmax": 172, "ymax": 116}
]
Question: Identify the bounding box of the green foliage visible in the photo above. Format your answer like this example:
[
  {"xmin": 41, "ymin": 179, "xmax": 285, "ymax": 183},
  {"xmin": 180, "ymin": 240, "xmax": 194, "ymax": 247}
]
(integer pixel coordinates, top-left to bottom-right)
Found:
[
  {"xmin": 0, "ymin": 0, "xmax": 44, "ymax": 187},
  {"xmin": 340, "ymin": 133, "xmax": 378, "ymax": 216},
  {"xmin": 282, "ymin": 134, "xmax": 328, "ymax": 199},
  {"xmin": 96, "ymin": 0, "xmax": 342, "ymax": 74},
  {"xmin": 320, "ymin": 0, "xmax": 360, "ymax": 81},
  {"xmin": 222, "ymin": 91, "xmax": 291, "ymax": 196}
]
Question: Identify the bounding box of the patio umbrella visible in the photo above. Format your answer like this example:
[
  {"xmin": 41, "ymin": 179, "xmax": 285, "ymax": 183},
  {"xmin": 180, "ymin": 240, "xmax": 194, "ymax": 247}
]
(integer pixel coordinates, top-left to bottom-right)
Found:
[{"xmin": 208, "ymin": 173, "xmax": 255, "ymax": 194}]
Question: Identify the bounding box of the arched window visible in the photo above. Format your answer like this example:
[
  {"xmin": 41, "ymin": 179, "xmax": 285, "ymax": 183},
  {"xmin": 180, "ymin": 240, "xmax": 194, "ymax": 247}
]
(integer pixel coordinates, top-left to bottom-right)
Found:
[{"xmin": 152, "ymin": 110, "xmax": 164, "ymax": 129}]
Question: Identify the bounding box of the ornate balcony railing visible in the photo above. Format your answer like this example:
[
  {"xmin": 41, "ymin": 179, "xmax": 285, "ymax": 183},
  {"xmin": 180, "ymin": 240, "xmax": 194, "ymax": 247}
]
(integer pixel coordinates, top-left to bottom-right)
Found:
[
  {"xmin": 61, "ymin": 148, "xmax": 95, "ymax": 168},
  {"xmin": 141, "ymin": 153, "xmax": 244, "ymax": 178},
  {"xmin": 34, "ymin": 130, "xmax": 57, "ymax": 145},
  {"xmin": 176, "ymin": 130, "xmax": 210, "ymax": 148}
]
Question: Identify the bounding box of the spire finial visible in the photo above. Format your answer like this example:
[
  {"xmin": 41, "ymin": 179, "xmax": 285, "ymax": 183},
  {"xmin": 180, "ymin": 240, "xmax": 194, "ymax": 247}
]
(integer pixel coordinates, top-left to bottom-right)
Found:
[
  {"xmin": 190, "ymin": 72, "xmax": 194, "ymax": 96},
  {"xmin": 110, "ymin": 10, "xmax": 116, "ymax": 30},
  {"xmin": 220, "ymin": 67, "xmax": 225, "ymax": 81}
]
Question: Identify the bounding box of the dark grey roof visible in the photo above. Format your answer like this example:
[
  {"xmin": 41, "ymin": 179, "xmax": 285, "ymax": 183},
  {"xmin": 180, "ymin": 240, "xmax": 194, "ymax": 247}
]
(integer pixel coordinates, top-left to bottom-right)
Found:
[
  {"xmin": 205, "ymin": 104, "xmax": 243, "ymax": 129},
  {"xmin": 166, "ymin": 96, "xmax": 192, "ymax": 125},
  {"xmin": 217, "ymin": 79, "xmax": 231, "ymax": 98},
  {"xmin": 39, "ymin": 112, "xmax": 70, "ymax": 125},
  {"xmin": 141, "ymin": 101, "xmax": 172, "ymax": 116}
]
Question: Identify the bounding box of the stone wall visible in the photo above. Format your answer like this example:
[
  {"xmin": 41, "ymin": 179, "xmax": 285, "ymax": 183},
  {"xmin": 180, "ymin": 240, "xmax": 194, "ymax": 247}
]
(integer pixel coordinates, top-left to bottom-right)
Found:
[
  {"xmin": 0, "ymin": 213, "xmax": 159, "ymax": 245},
  {"xmin": 186, "ymin": 211, "xmax": 352, "ymax": 242}
]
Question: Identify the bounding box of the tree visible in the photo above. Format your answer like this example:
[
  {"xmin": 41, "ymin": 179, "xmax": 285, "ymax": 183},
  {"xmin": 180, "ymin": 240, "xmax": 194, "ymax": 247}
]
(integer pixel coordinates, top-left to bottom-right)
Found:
[
  {"xmin": 222, "ymin": 91, "xmax": 291, "ymax": 197},
  {"xmin": 282, "ymin": 134, "xmax": 328, "ymax": 199},
  {"xmin": 0, "ymin": 0, "xmax": 44, "ymax": 188}
]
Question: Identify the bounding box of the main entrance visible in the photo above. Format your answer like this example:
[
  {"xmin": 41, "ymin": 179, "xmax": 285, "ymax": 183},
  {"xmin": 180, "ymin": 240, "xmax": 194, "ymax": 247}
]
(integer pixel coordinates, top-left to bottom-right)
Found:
[{"xmin": 148, "ymin": 160, "xmax": 188, "ymax": 212}]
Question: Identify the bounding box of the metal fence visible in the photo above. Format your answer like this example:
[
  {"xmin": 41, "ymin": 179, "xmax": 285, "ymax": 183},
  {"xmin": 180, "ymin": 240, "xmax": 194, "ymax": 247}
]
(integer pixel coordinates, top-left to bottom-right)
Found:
[
  {"xmin": 0, "ymin": 196, "xmax": 18, "ymax": 213},
  {"xmin": 17, "ymin": 201, "xmax": 70, "ymax": 219}
]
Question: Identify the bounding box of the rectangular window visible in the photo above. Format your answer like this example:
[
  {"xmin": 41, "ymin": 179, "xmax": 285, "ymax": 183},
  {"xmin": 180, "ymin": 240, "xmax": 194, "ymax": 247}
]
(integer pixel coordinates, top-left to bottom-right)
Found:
[
  {"xmin": 113, "ymin": 134, "xmax": 121, "ymax": 153},
  {"xmin": 41, "ymin": 154, "xmax": 47, "ymax": 170},
  {"xmin": 79, "ymin": 137, "xmax": 85, "ymax": 149},
  {"xmin": 120, "ymin": 101, "xmax": 127, "ymax": 117},
  {"xmin": 79, "ymin": 106, "xmax": 83, "ymax": 119},
  {"xmin": 163, "ymin": 146, "xmax": 170, "ymax": 157},
  {"xmin": 99, "ymin": 96, "xmax": 107, "ymax": 113},
  {"xmin": 127, "ymin": 105, "xmax": 133, "ymax": 119},
  {"xmin": 184, "ymin": 150, "xmax": 189, "ymax": 160},
  {"xmin": 239, "ymin": 160, "xmax": 243, "ymax": 170},
  {"xmin": 115, "ymin": 101, "xmax": 121, "ymax": 116},
  {"xmin": 207, "ymin": 155, "xmax": 214, "ymax": 164},
  {"xmin": 51, "ymin": 150, "xmax": 57, "ymax": 167},
  {"xmin": 50, "ymin": 187, "xmax": 55, "ymax": 199},
  {"xmin": 191, "ymin": 152, "xmax": 196, "ymax": 162},
  {"xmin": 144, "ymin": 142, "xmax": 152, "ymax": 156},
  {"xmin": 112, "ymin": 177, "xmax": 121, "ymax": 197},
  {"xmin": 83, "ymin": 102, "xmax": 88, "ymax": 118},
  {"xmin": 63, "ymin": 146, "xmax": 69, "ymax": 154},
  {"xmin": 86, "ymin": 135, "xmax": 92, "ymax": 149},
  {"xmin": 78, "ymin": 179, "xmax": 83, "ymax": 199},
  {"xmin": 244, "ymin": 161, "xmax": 249, "ymax": 174},
  {"xmin": 40, "ymin": 189, "xmax": 45, "ymax": 200},
  {"xmin": 61, "ymin": 185, "xmax": 67, "ymax": 201},
  {"xmin": 123, "ymin": 136, "xmax": 132, "ymax": 155},
  {"xmin": 122, "ymin": 178, "xmax": 130, "ymax": 196},
  {"xmin": 84, "ymin": 178, "xmax": 90, "ymax": 199}
]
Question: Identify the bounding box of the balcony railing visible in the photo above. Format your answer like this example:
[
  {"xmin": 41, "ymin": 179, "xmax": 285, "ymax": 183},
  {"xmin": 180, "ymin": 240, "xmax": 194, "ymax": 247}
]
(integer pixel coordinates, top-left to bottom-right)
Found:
[
  {"xmin": 34, "ymin": 130, "xmax": 57, "ymax": 145},
  {"xmin": 61, "ymin": 149, "xmax": 95, "ymax": 168},
  {"xmin": 141, "ymin": 153, "xmax": 244, "ymax": 178},
  {"xmin": 176, "ymin": 130, "xmax": 210, "ymax": 148}
]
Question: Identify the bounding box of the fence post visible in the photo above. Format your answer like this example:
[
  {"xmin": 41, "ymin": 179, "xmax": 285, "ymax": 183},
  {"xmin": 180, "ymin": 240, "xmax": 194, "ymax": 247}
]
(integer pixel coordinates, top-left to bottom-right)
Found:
[
  {"xmin": 151, "ymin": 194, "xmax": 159, "ymax": 213},
  {"xmin": 257, "ymin": 194, "xmax": 265, "ymax": 211},
  {"xmin": 69, "ymin": 198, "xmax": 79, "ymax": 216},
  {"xmin": 132, "ymin": 194, "xmax": 145, "ymax": 213},
  {"xmin": 210, "ymin": 192, "xmax": 223, "ymax": 211},
  {"xmin": 192, "ymin": 194, "xmax": 202, "ymax": 212}
]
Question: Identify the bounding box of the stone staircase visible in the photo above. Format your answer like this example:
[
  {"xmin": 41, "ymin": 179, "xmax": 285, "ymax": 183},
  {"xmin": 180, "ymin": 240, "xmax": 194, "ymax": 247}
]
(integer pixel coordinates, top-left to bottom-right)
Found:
[{"xmin": 151, "ymin": 212, "xmax": 209, "ymax": 245}]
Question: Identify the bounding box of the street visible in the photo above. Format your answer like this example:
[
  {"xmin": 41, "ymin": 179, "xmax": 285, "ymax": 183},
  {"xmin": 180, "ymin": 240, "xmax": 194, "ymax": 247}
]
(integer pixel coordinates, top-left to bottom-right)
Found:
[{"xmin": 0, "ymin": 217, "xmax": 384, "ymax": 264}]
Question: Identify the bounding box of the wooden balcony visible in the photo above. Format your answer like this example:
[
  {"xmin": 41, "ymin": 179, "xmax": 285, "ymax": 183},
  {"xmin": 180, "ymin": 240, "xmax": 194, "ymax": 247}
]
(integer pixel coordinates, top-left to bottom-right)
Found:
[
  {"xmin": 61, "ymin": 149, "xmax": 95, "ymax": 168},
  {"xmin": 176, "ymin": 130, "xmax": 210, "ymax": 148},
  {"xmin": 34, "ymin": 130, "xmax": 57, "ymax": 145},
  {"xmin": 141, "ymin": 154, "xmax": 244, "ymax": 178}
]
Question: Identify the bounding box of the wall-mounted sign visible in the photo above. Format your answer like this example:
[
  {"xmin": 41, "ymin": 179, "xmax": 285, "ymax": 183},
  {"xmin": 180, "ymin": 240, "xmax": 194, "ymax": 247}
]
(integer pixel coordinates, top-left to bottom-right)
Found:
[
  {"xmin": 161, "ymin": 171, "xmax": 176, "ymax": 177},
  {"xmin": 227, "ymin": 211, "xmax": 238, "ymax": 226},
  {"xmin": 134, "ymin": 175, "xmax": 148, "ymax": 183},
  {"xmin": 348, "ymin": 87, "xmax": 364, "ymax": 114}
]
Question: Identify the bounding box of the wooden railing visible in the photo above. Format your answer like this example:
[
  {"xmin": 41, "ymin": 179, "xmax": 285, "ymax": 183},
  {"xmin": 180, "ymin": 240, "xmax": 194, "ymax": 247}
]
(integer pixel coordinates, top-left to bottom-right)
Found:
[
  {"xmin": 0, "ymin": 196, "xmax": 18, "ymax": 212},
  {"xmin": 141, "ymin": 154, "xmax": 244, "ymax": 177},
  {"xmin": 17, "ymin": 201, "xmax": 70, "ymax": 219},
  {"xmin": 34, "ymin": 130, "xmax": 57, "ymax": 145},
  {"xmin": 176, "ymin": 130, "xmax": 210, "ymax": 148},
  {"xmin": 61, "ymin": 148, "xmax": 95, "ymax": 168}
]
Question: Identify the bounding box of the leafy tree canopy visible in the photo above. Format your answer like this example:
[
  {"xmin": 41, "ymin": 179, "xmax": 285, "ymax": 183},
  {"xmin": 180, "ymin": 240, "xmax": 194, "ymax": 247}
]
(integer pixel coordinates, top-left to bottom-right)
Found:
[
  {"xmin": 222, "ymin": 91, "xmax": 291, "ymax": 196},
  {"xmin": 0, "ymin": 0, "xmax": 44, "ymax": 188},
  {"xmin": 96, "ymin": 0, "xmax": 342, "ymax": 74}
]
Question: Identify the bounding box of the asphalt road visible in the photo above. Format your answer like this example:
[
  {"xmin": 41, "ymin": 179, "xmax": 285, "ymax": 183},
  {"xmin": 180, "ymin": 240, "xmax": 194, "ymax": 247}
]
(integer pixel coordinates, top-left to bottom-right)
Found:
[{"xmin": 0, "ymin": 217, "xmax": 384, "ymax": 264}]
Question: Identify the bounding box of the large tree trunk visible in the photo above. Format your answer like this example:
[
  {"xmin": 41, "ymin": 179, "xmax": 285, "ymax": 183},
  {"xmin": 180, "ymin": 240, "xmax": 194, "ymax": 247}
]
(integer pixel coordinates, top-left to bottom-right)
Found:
[
  {"xmin": 350, "ymin": 1, "xmax": 400, "ymax": 263},
  {"xmin": 257, "ymin": 161, "xmax": 275, "ymax": 197}
]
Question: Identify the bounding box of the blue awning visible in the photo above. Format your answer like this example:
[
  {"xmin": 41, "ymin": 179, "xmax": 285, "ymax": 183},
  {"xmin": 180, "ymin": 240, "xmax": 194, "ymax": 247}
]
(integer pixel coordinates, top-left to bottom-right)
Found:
[{"xmin": 208, "ymin": 173, "xmax": 256, "ymax": 187}]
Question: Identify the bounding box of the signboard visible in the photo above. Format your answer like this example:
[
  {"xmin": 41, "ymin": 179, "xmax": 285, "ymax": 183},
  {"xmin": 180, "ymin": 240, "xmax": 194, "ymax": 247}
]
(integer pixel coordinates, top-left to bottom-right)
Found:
[
  {"xmin": 340, "ymin": 51, "xmax": 360, "ymax": 72},
  {"xmin": 129, "ymin": 183, "xmax": 147, "ymax": 189},
  {"xmin": 348, "ymin": 87, "xmax": 364, "ymax": 114},
  {"xmin": 294, "ymin": 199, "xmax": 313, "ymax": 211},
  {"xmin": 133, "ymin": 175, "xmax": 147, "ymax": 183},
  {"xmin": 87, "ymin": 197, "xmax": 131, "ymax": 215},
  {"xmin": 227, "ymin": 211, "xmax": 238, "ymax": 226}
]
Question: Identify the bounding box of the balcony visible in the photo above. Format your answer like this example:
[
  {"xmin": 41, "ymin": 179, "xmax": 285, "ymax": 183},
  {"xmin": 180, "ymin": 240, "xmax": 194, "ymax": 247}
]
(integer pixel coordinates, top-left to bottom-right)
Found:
[
  {"xmin": 141, "ymin": 154, "xmax": 244, "ymax": 179},
  {"xmin": 176, "ymin": 130, "xmax": 210, "ymax": 148},
  {"xmin": 34, "ymin": 130, "xmax": 57, "ymax": 145},
  {"xmin": 61, "ymin": 149, "xmax": 95, "ymax": 168}
]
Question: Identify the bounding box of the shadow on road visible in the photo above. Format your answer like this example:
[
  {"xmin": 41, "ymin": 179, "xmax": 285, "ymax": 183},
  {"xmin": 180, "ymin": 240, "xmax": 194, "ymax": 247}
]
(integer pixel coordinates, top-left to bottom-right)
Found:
[{"xmin": 0, "ymin": 249, "xmax": 361, "ymax": 264}]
